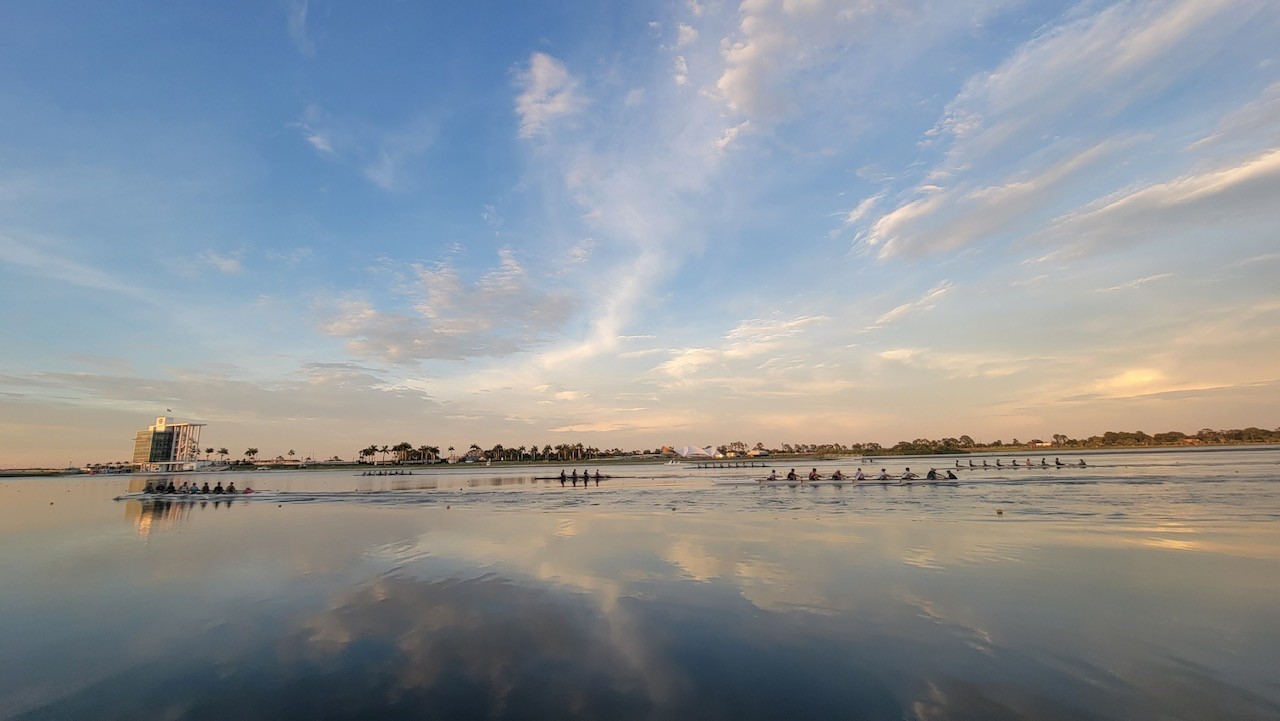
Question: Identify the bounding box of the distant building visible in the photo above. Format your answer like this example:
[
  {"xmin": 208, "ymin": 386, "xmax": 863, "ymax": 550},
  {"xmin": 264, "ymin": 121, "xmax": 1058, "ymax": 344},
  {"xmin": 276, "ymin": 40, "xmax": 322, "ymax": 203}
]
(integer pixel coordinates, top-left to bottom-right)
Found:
[{"xmin": 132, "ymin": 416, "xmax": 208, "ymax": 471}]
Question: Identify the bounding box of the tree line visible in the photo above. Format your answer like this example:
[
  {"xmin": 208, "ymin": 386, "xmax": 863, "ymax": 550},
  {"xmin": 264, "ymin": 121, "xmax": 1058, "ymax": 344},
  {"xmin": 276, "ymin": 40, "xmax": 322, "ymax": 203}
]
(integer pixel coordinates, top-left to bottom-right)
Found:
[{"xmin": 211, "ymin": 425, "xmax": 1280, "ymax": 467}]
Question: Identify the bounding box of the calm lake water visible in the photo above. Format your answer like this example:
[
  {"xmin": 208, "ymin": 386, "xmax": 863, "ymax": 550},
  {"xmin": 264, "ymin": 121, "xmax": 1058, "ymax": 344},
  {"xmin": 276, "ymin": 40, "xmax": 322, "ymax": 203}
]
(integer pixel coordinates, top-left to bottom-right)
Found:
[{"xmin": 2, "ymin": 448, "xmax": 1279, "ymax": 720}]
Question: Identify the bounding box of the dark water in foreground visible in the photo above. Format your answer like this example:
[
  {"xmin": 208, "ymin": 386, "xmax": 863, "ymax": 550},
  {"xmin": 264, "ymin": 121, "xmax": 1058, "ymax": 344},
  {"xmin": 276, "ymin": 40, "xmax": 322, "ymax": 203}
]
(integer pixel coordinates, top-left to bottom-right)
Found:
[{"xmin": 2, "ymin": 449, "xmax": 1279, "ymax": 720}]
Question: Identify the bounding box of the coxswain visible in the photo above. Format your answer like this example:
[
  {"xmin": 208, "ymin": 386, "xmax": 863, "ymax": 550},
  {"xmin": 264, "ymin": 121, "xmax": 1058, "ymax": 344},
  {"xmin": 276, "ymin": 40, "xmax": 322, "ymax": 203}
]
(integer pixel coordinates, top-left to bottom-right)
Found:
[
  {"xmin": 946, "ymin": 470, "xmax": 958, "ymax": 479},
  {"xmin": 213, "ymin": 481, "xmax": 224, "ymax": 494},
  {"xmin": 226, "ymin": 482, "xmax": 237, "ymax": 494},
  {"xmin": 926, "ymin": 469, "xmax": 938, "ymax": 480}
]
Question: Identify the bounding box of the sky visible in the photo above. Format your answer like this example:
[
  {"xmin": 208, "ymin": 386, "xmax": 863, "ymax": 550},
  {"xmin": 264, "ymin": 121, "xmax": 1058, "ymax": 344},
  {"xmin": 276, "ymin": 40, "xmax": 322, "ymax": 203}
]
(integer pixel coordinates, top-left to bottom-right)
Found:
[{"xmin": 2, "ymin": 0, "xmax": 1278, "ymax": 467}]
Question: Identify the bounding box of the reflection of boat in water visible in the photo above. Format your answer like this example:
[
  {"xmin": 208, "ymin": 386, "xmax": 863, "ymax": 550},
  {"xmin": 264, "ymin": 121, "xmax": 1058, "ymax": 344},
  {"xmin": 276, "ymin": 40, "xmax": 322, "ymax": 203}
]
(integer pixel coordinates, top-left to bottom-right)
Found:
[{"xmin": 114, "ymin": 490, "xmax": 267, "ymax": 502}]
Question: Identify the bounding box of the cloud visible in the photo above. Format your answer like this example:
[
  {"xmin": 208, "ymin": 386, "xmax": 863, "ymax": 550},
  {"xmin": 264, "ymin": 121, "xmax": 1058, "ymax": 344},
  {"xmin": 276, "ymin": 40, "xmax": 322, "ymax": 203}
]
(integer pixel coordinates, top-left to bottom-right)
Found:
[
  {"xmin": 1099, "ymin": 273, "xmax": 1172, "ymax": 293},
  {"xmin": 1037, "ymin": 148, "xmax": 1280, "ymax": 258},
  {"xmin": 676, "ymin": 23, "xmax": 698, "ymax": 48},
  {"xmin": 853, "ymin": 0, "xmax": 1277, "ymax": 260},
  {"xmin": 322, "ymin": 249, "xmax": 575, "ymax": 362},
  {"xmin": 286, "ymin": 0, "xmax": 315, "ymax": 57},
  {"xmin": 0, "ymin": 232, "xmax": 152, "ymax": 300},
  {"xmin": 652, "ymin": 315, "xmax": 827, "ymax": 382},
  {"xmin": 198, "ymin": 250, "xmax": 243, "ymax": 274},
  {"xmin": 304, "ymin": 132, "xmax": 332, "ymax": 153},
  {"xmin": 514, "ymin": 53, "xmax": 584, "ymax": 139},
  {"xmin": 870, "ymin": 281, "xmax": 953, "ymax": 328},
  {"xmin": 673, "ymin": 55, "xmax": 689, "ymax": 86}
]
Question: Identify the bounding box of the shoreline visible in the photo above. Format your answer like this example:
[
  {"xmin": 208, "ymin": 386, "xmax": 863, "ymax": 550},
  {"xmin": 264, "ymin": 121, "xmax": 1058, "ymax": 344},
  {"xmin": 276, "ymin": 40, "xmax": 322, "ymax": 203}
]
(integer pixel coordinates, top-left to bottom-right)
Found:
[{"xmin": 5, "ymin": 441, "xmax": 1280, "ymax": 478}]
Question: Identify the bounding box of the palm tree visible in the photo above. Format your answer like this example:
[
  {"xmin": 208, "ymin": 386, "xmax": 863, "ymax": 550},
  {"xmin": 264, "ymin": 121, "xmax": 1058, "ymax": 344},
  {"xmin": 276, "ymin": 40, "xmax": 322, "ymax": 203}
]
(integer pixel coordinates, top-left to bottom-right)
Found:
[
  {"xmin": 517, "ymin": 445, "xmax": 527, "ymax": 461},
  {"xmin": 288, "ymin": 449, "xmax": 296, "ymax": 462},
  {"xmin": 205, "ymin": 447, "xmax": 214, "ymax": 461},
  {"xmin": 543, "ymin": 444, "xmax": 552, "ymax": 461},
  {"xmin": 379, "ymin": 445, "xmax": 390, "ymax": 464},
  {"xmin": 245, "ymin": 447, "xmax": 258, "ymax": 463},
  {"xmin": 218, "ymin": 447, "xmax": 229, "ymax": 464},
  {"xmin": 447, "ymin": 445, "xmax": 455, "ymax": 462}
]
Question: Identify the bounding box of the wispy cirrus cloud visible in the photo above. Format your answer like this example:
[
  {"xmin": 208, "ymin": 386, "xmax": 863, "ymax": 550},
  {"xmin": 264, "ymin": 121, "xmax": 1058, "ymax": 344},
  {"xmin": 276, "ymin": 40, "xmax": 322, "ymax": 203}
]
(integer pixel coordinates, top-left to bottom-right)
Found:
[
  {"xmin": 853, "ymin": 0, "xmax": 1278, "ymax": 261},
  {"xmin": 870, "ymin": 281, "xmax": 953, "ymax": 329},
  {"xmin": 286, "ymin": 0, "xmax": 315, "ymax": 57}
]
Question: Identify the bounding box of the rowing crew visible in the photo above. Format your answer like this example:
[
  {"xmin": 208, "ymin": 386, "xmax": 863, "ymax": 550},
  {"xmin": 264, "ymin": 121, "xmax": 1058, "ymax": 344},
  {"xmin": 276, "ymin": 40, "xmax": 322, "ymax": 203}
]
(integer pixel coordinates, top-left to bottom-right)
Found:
[
  {"xmin": 559, "ymin": 469, "xmax": 603, "ymax": 486},
  {"xmin": 956, "ymin": 458, "xmax": 1087, "ymax": 468},
  {"xmin": 142, "ymin": 480, "xmax": 252, "ymax": 495},
  {"xmin": 765, "ymin": 467, "xmax": 957, "ymax": 483}
]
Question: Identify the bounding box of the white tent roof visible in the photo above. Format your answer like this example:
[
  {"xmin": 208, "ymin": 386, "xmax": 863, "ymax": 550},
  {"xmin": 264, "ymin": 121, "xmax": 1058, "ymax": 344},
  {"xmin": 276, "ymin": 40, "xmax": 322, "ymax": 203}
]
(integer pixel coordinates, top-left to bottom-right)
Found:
[{"xmin": 676, "ymin": 445, "xmax": 714, "ymax": 458}]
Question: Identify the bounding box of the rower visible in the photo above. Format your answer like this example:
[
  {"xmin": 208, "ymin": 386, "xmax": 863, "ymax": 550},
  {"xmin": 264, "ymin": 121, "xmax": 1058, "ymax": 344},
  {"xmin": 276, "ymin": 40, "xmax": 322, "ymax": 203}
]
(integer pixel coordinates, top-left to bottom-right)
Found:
[
  {"xmin": 982, "ymin": 460, "xmax": 989, "ymax": 467},
  {"xmin": 1040, "ymin": 458, "xmax": 1049, "ymax": 467},
  {"xmin": 996, "ymin": 459, "xmax": 1003, "ymax": 467},
  {"xmin": 946, "ymin": 470, "xmax": 958, "ymax": 479},
  {"xmin": 201, "ymin": 482, "xmax": 211, "ymax": 493},
  {"xmin": 1077, "ymin": 459, "xmax": 1087, "ymax": 467},
  {"xmin": 854, "ymin": 468, "xmax": 866, "ymax": 481},
  {"xmin": 831, "ymin": 470, "xmax": 846, "ymax": 480},
  {"xmin": 766, "ymin": 469, "xmax": 778, "ymax": 481},
  {"xmin": 559, "ymin": 470, "xmax": 567, "ymax": 486},
  {"xmin": 144, "ymin": 481, "xmax": 156, "ymax": 493},
  {"xmin": 955, "ymin": 460, "xmax": 961, "ymax": 468},
  {"xmin": 227, "ymin": 482, "xmax": 237, "ymax": 494},
  {"xmin": 968, "ymin": 460, "xmax": 975, "ymax": 467},
  {"xmin": 166, "ymin": 481, "xmax": 177, "ymax": 493},
  {"xmin": 901, "ymin": 468, "xmax": 919, "ymax": 481},
  {"xmin": 876, "ymin": 469, "xmax": 890, "ymax": 480},
  {"xmin": 178, "ymin": 481, "xmax": 189, "ymax": 493},
  {"xmin": 213, "ymin": 481, "xmax": 224, "ymax": 494},
  {"xmin": 926, "ymin": 469, "xmax": 938, "ymax": 480},
  {"xmin": 786, "ymin": 469, "xmax": 798, "ymax": 481},
  {"xmin": 1055, "ymin": 458, "xmax": 1064, "ymax": 467},
  {"xmin": 808, "ymin": 468, "xmax": 820, "ymax": 481}
]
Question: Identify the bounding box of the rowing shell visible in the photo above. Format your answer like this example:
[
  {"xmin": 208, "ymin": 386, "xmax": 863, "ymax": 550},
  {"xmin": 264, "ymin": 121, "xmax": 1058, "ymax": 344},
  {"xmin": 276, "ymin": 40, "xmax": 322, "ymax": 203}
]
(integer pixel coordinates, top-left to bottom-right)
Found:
[{"xmin": 715, "ymin": 479, "xmax": 959, "ymax": 487}]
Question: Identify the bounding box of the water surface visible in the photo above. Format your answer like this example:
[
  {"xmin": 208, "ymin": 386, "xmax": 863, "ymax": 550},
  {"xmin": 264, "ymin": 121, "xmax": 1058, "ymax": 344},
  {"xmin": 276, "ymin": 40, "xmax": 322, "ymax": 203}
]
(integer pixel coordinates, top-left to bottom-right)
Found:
[{"xmin": 2, "ymin": 448, "xmax": 1278, "ymax": 719}]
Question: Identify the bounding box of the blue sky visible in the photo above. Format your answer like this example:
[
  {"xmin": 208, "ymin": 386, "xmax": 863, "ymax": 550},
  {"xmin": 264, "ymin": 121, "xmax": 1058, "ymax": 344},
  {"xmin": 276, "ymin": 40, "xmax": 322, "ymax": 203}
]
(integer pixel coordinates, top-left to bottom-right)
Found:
[{"xmin": 2, "ymin": 0, "xmax": 1278, "ymax": 466}]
